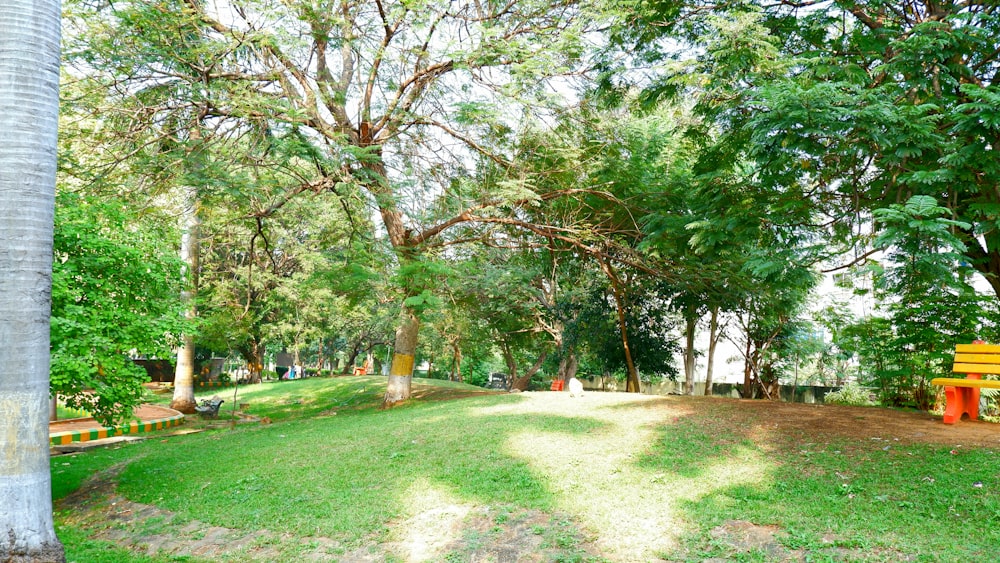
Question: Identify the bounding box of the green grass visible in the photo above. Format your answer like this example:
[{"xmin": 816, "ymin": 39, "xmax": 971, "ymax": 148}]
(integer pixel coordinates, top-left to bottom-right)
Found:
[
  {"xmin": 640, "ymin": 401, "xmax": 1000, "ymax": 561},
  {"xmin": 55, "ymin": 527, "xmax": 204, "ymax": 563},
  {"xmin": 53, "ymin": 379, "xmax": 1000, "ymax": 562}
]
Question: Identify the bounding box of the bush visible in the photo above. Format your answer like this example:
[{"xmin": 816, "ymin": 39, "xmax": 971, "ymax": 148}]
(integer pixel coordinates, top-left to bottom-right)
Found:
[{"xmin": 824, "ymin": 382, "xmax": 878, "ymax": 407}]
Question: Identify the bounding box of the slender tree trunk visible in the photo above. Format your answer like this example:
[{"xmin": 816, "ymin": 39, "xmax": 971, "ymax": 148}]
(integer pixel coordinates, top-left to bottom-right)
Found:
[
  {"xmin": 511, "ymin": 351, "xmax": 548, "ymax": 391},
  {"xmin": 0, "ymin": 1, "xmax": 66, "ymax": 558},
  {"xmin": 743, "ymin": 337, "xmax": 754, "ymax": 399},
  {"xmin": 383, "ymin": 304, "xmax": 419, "ymax": 407},
  {"xmin": 171, "ymin": 185, "xmax": 200, "ymax": 413},
  {"xmin": 367, "ymin": 155, "xmax": 425, "ymax": 405},
  {"xmin": 683, "ymin": 310, "xmax": 696, "ymax": 395},
  {"xmin": 565, "ymin": 353, "xmax": 579, "ymax": 380},
  {"xmin": 344, "ymin": 345, "xmax": 362, "ymax": 375},
  {"xmin": 704, "ymin": 306, "xmax": 719, "ymax": 397},
  {"xmin": 249, "ymin": 340, "xmax": 263, "ymax": 383},
  {"xmin": 556, "ymin": 350, "xmax": 579, "ymax": 382},
  {"xmin": 501, "ymin": 339, "xmax": 518, "ymax": 390},
  {"xmin": 613, "ymin": 287, "xmax": 640, "ymax": 392},
  {"xmin": 450, "ymin": 342, "xmax": 462, "ymax": 382},
  {"xmin": 597, "ymin": 256, "xmax": 639, "ymax": 392}
]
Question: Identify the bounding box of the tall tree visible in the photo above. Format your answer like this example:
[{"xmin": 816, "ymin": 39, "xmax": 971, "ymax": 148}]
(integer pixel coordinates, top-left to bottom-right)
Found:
[
  {"xmin": 723, "ymin": 2, "xmax": 1000, "ymax": 296},
  {"xmin": 0, "ymin": 0, "xmax": 66, "ymax": 559},
  {"xmin": 171, "ymin": 182, "xmax": 201, "ymax": 412},
  {"xmin": 866, "ymin": 195, "xmax": 990, "ymax": 407},
  {"xmin": 66, "ymin": 0, "xmax": 615, "ymax": 406}
]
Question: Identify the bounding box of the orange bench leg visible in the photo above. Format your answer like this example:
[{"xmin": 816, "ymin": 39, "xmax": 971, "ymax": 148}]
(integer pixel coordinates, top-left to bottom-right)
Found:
[{"xmin": 942, "ymin": 385, "xmax": 980, "ymax": 424}]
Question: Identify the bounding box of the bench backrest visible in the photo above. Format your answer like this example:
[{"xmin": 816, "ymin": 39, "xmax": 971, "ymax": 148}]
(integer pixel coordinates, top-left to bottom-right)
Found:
[{"xmin": 953, "ymin": 343, "xmax": 1000, "ymax": 375}]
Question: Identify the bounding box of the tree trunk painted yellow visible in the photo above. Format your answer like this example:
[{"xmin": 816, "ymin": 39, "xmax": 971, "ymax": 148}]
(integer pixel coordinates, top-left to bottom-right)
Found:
[{"xmin": 383, "ymin": 305, "xmax": 419, "ymax": 406}]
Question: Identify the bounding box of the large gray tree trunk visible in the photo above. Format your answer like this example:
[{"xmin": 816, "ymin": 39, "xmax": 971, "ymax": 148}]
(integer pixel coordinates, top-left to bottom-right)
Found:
[{"xmin": 0, "ymin": 0, "xmax": 67, "ymax": 560}]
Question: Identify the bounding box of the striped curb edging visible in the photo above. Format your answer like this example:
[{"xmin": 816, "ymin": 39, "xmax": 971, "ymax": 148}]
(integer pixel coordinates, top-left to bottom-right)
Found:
[{"xmin": 50, "ymin": 412, "xmax": 186, "ymax": 446}]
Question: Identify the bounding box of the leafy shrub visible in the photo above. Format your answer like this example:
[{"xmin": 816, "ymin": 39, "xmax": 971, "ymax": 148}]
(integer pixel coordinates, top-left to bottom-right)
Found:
[{"xmin": 824, "ymin": 382, "xmax": 878, "ymax": 407}]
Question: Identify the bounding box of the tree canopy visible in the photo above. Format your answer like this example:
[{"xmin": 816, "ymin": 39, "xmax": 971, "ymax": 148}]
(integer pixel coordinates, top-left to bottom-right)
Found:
[{"xmin": 46, "ymin": 0, "xmax": 1000, "ymax": 412}]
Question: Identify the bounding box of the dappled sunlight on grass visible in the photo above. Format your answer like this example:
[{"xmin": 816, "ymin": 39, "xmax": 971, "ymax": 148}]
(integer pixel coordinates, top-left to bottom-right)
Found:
[
  {"xmin": 56, "ymin": 380, "xmax": 1000, "ymax": 561},
  {"xmin": 496, "ymin": 392, "xmax": 773, "ymax": 561},
  {"xmin": 391, "ymin": 477, "xmax": 473, "ymax": 561}
]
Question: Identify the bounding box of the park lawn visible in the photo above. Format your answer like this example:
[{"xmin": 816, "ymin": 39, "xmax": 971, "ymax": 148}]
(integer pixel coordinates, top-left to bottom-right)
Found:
[{"xmin": 53, "ymin": 378, "xmax": 1000, "ymax": 562}]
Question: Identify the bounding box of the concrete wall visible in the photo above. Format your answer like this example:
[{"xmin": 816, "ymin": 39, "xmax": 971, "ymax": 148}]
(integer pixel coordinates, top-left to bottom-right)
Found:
[{"xmin": 579, "ymin": 376, "xmax": 838, "ymax": 404}]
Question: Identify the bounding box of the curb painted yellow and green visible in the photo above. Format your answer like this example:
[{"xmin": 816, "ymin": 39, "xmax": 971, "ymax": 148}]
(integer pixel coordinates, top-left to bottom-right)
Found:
[{"xmin": 49, "ymin": 411, "xmax": 186, "ymax": 446}]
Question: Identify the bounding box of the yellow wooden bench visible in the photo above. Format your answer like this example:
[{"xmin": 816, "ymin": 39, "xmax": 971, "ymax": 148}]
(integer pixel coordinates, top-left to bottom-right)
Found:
[{"xmin": 930, "ymin": 343, "xmax": 1000, "ymax": 424}]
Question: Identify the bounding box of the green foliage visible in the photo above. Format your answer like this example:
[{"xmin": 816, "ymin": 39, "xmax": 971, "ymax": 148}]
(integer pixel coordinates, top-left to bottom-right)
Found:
[
  {"xmin": 864, "ymin": 196, "xmax": 993, "ymax": 408},
  {"xmin": 462, "ymin": 358, "xmax": 502, "ymax": 388},
  {"xmin": 50, "ymin": 191, "xmax": 187, "ymax": 426},
  {"xmin": 570, "ymin": 279, "xmax": 681, "ymax": 381},
  {"xmin": 823, "ymin": 382, "xmax": 877, "ymax": 407}
]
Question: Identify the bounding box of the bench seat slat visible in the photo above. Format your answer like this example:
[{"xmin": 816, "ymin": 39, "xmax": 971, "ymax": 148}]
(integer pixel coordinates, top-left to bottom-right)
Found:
[
  {"xmin": 953, "ymin": 363, "xmax": 1000, "ymax": 375},
  {"xmin": 931, "ymin": 377, "xmax": 1000, "ymax": 389},
  {"xmin": 954, "ymin": 362, "xmax": 1000, "ymax": 375},
  {"xmin": 954, "ymin": 353, "xmax": 1000, "ymax": 364},
  {"xmin": 956, "ymin": 343, "xmax": 1000, "ymax": 353}
]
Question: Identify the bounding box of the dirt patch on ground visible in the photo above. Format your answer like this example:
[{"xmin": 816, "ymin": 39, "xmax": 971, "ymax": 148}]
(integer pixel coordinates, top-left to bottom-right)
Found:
[
  {"xmin": 694, "ymin": 396, "xmax": 1000, "ymax": 448},
  {"xmin": 407, "ymin": 383, "xmax": 501, "ymax": 402},
  {"xmin": 57, "ymin": 392, "xmax": 1000, "ymax": 562}
]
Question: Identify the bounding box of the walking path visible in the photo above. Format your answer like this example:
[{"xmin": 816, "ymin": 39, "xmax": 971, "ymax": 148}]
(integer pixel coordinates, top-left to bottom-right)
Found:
[{"xmin": 49, "ymin": 404, "xmax": 185, "ymax": 446}]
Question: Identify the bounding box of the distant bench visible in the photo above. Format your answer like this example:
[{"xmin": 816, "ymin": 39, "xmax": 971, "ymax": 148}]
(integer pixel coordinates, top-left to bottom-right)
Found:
[
  {"xmin": 930, "ymin": 343, "xmax": 1000, "ymax": 424},
  {"xmin": 195, "ymin": 397, "xmax": 224, "ymax": 418}
]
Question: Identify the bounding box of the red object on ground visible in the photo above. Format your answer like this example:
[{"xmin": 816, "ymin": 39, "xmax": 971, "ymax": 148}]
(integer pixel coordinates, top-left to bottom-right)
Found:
[
  {"xmin": 941, "ymin": 372, "xmax": 982, "ymax": 424},
  {"xmin": 942, "ymin": 338, "xmax": 986, "ymax": 424},
  {"xmin": 353, "ymin": 358, "xmax": 371, "ymax": 376},
  {"xmin": 550, "ymin": 380, "xmax": 564, "ymax": 391}
]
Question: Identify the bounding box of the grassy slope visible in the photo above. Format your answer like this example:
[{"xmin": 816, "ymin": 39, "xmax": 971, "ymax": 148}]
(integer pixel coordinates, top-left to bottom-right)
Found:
[{"xmin": 53, "ymin": 378, "xmax": 1000, "ymax": 562}]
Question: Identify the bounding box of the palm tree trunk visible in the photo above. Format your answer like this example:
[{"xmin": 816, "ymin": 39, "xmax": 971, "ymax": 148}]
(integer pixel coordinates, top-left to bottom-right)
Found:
[{"xmin": 0, "ymin": 1, "xmax": 66, "ymax": 559}]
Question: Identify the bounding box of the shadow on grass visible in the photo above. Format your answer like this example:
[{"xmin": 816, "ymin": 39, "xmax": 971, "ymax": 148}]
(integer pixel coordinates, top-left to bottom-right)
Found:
[
  {"xmin": 635, "ymin": 397, "xmax": 1000, "ymax": 561},
  {"xmin": 57, "ymin": 389, "xmax": 609, "ymax": 546}
]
